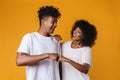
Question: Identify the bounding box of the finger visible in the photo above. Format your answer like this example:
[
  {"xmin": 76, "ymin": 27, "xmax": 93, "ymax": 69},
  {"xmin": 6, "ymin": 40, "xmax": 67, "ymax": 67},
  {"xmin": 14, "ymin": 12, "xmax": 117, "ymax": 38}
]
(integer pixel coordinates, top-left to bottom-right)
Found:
[{"xmin": 56, "ymin": 56, "xmax": 59, "ymax": 61}]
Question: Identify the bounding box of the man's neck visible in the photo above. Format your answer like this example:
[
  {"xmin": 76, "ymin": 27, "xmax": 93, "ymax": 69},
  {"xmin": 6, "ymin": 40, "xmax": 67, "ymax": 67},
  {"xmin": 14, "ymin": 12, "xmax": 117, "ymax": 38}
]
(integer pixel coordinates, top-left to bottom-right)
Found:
[{"xmin": 38, "ymin": 28, "xmax": 50, "ymax": 37}]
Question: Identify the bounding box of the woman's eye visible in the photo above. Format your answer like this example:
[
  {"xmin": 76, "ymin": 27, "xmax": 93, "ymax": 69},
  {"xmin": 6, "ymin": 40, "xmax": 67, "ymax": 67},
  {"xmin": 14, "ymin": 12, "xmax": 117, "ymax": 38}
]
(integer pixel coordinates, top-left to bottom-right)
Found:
[
  {"xmin": 73, "ymin": 31, "xmax": 76, "ymax": 34},
  {"xmin": 78, "ymin": 31, "xmax": 81, "ymax": 33}
]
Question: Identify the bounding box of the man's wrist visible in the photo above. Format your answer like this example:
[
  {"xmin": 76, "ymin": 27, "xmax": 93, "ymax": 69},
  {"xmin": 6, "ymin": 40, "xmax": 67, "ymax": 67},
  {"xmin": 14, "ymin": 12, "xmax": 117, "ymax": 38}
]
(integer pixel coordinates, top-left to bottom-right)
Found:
[{"xmin": 46, "ymin": 53, "xmax": 50, "ymax": 58}]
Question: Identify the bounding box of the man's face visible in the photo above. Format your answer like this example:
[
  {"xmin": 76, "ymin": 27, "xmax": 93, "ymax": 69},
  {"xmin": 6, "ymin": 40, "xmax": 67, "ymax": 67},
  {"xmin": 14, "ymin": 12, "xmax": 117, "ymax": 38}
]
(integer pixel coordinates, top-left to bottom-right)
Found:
[{"xmin": 42, "ymin": 16, "xmax": 57, "ymax": 34}]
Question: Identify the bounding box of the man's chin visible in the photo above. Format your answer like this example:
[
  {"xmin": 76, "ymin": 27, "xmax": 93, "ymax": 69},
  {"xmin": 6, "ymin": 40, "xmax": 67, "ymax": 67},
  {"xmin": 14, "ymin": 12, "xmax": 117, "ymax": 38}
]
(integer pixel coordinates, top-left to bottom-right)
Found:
[{"xmin": 50, "ymin": 31, "xmax": 54, "ymax": 34}]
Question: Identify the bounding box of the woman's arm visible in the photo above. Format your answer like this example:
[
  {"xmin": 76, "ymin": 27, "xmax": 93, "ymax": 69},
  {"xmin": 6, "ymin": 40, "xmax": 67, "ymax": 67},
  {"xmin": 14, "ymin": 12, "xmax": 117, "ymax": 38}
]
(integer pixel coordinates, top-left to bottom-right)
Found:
[{"xmin": 59, "ymin": 56, "xmax": 89, "ymax": 74}]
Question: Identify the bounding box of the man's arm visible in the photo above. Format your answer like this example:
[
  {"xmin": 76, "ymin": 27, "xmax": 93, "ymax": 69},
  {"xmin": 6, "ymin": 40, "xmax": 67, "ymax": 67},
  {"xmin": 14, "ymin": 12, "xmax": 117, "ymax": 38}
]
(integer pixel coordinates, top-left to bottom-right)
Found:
[{"xmin": 16, "ymin": 52, "xmax": 58, "ymax": 66}]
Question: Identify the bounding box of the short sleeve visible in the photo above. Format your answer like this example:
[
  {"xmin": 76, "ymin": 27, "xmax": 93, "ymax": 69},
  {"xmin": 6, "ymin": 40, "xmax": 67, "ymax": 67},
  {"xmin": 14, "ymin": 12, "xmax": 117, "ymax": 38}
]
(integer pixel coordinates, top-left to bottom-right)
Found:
[
  {"xmin": 52, "ymin": 36, "xmax": 61, "ymax": 55},
  {"xmin": 58, "ymin": 43, "xmax": 62, "ymax": 55},
  {"xmin": 17, "ymin": 33, "xmax": 31, "ymax": 54},
  {"xmin": 82, "ymin": 47, "xmax": 92, "ymax": 67}
]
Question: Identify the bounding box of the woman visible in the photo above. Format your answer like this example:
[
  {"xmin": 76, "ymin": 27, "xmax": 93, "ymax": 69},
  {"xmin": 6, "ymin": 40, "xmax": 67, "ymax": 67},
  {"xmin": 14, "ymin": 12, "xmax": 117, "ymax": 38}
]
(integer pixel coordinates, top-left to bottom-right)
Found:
[{"xmin": 59, "ymin": 20, "xmax": 97, "ymax": 80}]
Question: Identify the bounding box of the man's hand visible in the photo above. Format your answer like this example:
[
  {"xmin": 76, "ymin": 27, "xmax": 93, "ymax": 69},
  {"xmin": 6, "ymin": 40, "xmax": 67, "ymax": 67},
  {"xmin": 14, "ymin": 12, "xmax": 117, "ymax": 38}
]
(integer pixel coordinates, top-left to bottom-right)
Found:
[
  {"xmin": 54, "ymin": 35, "xmax": 62, "ymax": 42},
  {"xmin": 48, "ymin": 53, "xmax": 59, "ymax": 61}
]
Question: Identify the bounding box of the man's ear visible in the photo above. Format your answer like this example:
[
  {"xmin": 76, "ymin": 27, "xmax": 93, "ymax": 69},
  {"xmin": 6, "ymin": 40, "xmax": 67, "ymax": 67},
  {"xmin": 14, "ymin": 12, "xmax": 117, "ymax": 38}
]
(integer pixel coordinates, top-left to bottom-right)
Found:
[
  {"xmin": 41, "ymin": 19, "xmax": 45, "ymax": 25},
  {"xmin": 41, "ymin": 17, "xmax": 48, "ymax": 25}
]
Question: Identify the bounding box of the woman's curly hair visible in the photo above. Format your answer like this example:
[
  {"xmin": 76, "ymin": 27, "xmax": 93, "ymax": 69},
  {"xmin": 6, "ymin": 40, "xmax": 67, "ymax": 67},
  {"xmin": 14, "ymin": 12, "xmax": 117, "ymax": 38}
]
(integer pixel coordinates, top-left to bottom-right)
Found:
[
  {"xmin": 38, "ymin": 6, "xmax": 61, "ymax": 23},
  {"xmin": 71, "ymin": 20, "xmax": 97, "ymax": 47}
]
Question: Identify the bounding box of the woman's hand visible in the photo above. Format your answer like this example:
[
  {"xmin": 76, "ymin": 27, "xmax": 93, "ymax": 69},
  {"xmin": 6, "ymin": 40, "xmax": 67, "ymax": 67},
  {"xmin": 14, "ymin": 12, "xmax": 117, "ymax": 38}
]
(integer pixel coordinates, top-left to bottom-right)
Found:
[{"xmin": 59, "ymin": 55, "xmax": 71, "ymax": 62}]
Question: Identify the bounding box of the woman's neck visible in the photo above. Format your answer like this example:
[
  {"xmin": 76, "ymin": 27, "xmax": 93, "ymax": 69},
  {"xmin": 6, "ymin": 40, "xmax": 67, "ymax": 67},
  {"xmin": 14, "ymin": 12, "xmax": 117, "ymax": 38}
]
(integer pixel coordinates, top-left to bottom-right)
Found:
[{"xmin": 71, "ymin": 41, "xmax": 83, "ymax": 48}]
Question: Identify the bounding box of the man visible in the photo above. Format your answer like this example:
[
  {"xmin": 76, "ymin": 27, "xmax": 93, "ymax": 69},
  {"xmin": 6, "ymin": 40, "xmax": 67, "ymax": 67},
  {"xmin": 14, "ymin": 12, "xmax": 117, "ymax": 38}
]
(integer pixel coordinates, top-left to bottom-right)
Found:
[{"xmin": 16, "ymin": 6, "xmax": 61, "ymax": 80}]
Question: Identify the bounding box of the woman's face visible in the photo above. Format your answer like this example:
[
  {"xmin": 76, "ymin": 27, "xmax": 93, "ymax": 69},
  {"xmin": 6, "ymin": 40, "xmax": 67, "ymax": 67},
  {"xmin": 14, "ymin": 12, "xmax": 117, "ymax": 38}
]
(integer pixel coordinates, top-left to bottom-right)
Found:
[{"xmin": 72, "ymin": 27, "xmax": 83, "ymax": 41}]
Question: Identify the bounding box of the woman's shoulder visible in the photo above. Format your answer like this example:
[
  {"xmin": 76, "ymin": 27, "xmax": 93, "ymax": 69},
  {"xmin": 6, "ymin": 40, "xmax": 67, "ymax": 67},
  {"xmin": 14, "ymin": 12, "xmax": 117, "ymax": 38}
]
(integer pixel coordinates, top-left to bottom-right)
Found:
[
  {"xmin": 83, "ymin": 46, "xmax": 91, "ymax": 49},
  {"xmin": 62, "ymin": 41, "xmax": 71, "ymax": 45},
  {"xmin": 61, "ymin": 41, "xmax": 71, "ymax": 47},
  {"xmin": 82, "ymin": 46, "xmax": 92, "ymax": 52}
]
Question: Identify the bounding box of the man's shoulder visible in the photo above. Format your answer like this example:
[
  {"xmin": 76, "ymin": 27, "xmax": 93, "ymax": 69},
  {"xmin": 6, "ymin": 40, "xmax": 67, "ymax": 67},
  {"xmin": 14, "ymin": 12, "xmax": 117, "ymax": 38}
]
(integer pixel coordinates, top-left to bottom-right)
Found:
[
  {"xmin": 22, "ymin": 33, "xmax": 31, "ymax": 38},
  {"xmin": 22, "ymin": 32, "xmax": 36, "ymax": 40},
  {"xmin": 23, "ymin": 32, "xmax": 36, "ymax": 37}
]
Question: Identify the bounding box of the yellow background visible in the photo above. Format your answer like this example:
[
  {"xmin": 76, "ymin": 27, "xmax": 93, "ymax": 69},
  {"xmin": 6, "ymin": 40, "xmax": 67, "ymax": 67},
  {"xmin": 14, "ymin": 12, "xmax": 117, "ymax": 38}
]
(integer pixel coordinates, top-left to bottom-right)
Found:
[{"xmin": 0, "ymin": 0, "xmax": 120, "ymax": 80}]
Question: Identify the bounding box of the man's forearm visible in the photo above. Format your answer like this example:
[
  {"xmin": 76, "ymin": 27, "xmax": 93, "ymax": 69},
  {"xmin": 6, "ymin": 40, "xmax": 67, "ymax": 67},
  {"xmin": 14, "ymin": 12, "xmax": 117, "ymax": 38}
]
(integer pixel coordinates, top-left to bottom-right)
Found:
[{"xmin": 16, "ymin": 52, "xmax": 49, "ymax": 66}]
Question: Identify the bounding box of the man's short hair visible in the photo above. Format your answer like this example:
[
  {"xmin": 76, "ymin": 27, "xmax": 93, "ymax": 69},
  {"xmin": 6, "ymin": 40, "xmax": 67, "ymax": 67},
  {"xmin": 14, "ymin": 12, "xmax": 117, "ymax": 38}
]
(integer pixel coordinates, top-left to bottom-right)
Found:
[{"xmin": 38, "ymin": 6, "xmax": 61, "ymax": 24}]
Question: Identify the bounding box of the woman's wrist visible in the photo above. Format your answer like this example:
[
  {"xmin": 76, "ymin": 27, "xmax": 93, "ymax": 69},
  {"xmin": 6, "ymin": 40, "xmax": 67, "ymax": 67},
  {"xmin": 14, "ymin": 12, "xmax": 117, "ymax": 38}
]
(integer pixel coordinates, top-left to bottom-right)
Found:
[{"xmin": 66, "ymin": 58, "xmax": 71, "ymax": 62}]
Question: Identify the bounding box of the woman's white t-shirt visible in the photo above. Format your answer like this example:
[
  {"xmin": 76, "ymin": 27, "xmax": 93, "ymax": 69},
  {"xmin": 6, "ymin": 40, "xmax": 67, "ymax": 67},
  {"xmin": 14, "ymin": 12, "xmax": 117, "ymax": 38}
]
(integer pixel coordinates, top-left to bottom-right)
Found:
[
  {"xmin": 17, "ymin": 32, "xmax": 60, "ymax": 80},
  {"xmin": 61, "ymin": 41, "xmax": 92, "ymax": 80}
]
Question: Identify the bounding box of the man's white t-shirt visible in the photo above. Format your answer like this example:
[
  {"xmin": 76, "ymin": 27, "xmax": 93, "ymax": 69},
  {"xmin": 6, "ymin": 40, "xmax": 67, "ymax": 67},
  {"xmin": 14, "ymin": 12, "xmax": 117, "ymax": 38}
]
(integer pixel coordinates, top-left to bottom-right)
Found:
[
  {"xmin": 61, "ymin": 41, "xmax": 92, "ymax": 80},
  {"xmin": 17, "ymin": 32, "xmax": 60, "ymax": 80}
]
